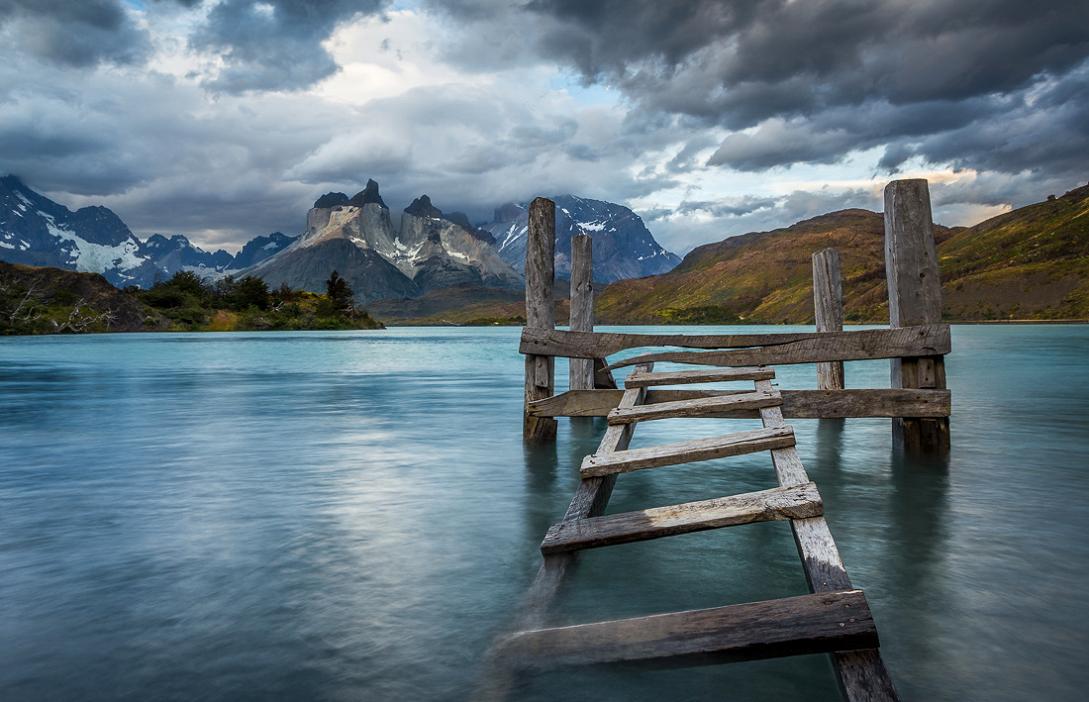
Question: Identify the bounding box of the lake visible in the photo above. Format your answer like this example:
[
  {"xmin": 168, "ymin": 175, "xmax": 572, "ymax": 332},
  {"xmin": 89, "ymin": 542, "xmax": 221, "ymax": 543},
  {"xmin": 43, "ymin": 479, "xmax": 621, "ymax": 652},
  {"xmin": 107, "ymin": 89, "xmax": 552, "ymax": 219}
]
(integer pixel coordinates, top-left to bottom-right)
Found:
[{"xmin": 1, "ymin": 326, "xmax": 1087, "ymax": 701}]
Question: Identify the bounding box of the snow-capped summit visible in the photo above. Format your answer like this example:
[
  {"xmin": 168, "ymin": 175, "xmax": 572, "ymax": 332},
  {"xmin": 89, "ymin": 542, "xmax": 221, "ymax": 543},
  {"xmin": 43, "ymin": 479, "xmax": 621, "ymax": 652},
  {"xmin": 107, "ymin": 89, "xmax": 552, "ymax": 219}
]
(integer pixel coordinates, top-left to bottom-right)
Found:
[
  {"xmin": 0, "ymin": 175, "xmax": 153, "ymax": 286},
  {"xmin": 482, "ymin": 194, "xmax": 680, "ymax": 282},
  {"xmin": 0, "ymin": 176, "xmax": 297, "ymax": 287}
]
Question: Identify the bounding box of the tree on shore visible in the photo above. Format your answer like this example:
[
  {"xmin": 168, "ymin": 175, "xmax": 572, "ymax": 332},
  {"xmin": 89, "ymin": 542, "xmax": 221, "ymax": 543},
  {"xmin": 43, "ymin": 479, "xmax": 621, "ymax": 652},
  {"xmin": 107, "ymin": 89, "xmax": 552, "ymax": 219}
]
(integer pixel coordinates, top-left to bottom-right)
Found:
[{"xmin": 325, "ymin": 271, "xmax": 356, "ymax": 315}]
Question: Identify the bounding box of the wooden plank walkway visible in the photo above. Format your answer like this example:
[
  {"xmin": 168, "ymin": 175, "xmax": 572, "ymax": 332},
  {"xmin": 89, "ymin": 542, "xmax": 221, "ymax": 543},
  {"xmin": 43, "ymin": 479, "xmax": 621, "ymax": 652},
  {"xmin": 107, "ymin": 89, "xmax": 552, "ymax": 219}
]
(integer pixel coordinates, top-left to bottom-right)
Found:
[{"xmin": 478, "ymin": 362, "xmax": 899, "ymax": 701}]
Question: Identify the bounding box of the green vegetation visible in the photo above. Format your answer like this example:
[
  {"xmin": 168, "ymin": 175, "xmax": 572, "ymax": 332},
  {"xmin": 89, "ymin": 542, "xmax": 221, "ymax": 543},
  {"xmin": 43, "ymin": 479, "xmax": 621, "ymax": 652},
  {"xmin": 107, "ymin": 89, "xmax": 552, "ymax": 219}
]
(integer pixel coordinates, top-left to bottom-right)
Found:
[
  {"xmin": 137, "ymin": 270, "xmax": 384, "ymax": 331},
  {"xmin": 1, "ymin": 262, "xmax": 383, "ymax": 335}
]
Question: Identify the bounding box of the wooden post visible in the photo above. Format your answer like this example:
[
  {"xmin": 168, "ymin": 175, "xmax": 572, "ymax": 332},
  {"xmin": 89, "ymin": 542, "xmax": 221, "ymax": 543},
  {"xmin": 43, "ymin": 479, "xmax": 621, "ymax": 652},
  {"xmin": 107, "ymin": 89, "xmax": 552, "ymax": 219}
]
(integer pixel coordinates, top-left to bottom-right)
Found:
[
  {"xmin": 524, "ymin": 197, "xmax": 557, "ymax": 441},
  {"xmin": 811, "ymin": 248, "xmax": 844, "ymax": 390},
  {"xmin": 569, "ymin": 233, "xmax": 594, "ymax": 391},
  {"xmin": 883, "ymin": 179, "xmax": 949, "ymax": 452}
]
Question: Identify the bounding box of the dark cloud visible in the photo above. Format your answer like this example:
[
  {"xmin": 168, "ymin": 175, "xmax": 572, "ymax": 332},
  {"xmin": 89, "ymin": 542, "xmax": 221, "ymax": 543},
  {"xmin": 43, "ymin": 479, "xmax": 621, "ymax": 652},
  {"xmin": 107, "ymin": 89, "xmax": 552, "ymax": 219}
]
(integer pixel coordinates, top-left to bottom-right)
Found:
[
  {"xmin": 437, "ymin": 0, "xmax": 1089, "ymax": 183},
  {"xmin": 0, "ymin": 0, "xmax": 150, "ymax": 67},
  {"xmin": 190, "ymin": 0, "xmax": 388, "ymax": 93}
]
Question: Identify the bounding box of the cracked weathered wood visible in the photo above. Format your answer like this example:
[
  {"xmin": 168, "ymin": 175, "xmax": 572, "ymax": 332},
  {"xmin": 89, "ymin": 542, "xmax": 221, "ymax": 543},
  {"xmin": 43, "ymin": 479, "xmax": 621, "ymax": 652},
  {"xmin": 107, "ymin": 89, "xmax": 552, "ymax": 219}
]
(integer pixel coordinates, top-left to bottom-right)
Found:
[
  {"xmin": 520, "ymin": 327, "xmax": 827, "ymax": 358},
  {"xmin": 624, "ymin": 366, "xmax": 775, "ymax": 388},
  {"xmin": 607, "ymin": 390, "xmax": 782, "ymax": 425},
  {"xmin": 580, "ymin": 426, "xmax": 795, "ymax": 478},
  {"xmin": 884, "ymin": 179, "xmax": 949, "ymax": 453},
  {"xmin": 569, "ymin": 233, "xmax": 594, "ymax": 391},
  {"xmin": 755, "ymin": 378, "xmax": 899, "ymax": 700},
  {"xmin": 813, "ymin": 248, "xmax": 845, "ymax": 390},
  {"xmin": 496, "ymin": 589, "xmax": 877, "ymax": 670},
  {"xmin": 540, "ymin": 482, "xmax": 822, "ymax": 554},
  {"xmin": 523, "ymin": 197, "xmax": 556, "ymax": 441},
  {"xmin": 603, "ymin": 325, "xmax": 950, "ymax": 370},
  {"xmin": 528, "ymin": 388, "xmax": 951, "ymax": 419}
]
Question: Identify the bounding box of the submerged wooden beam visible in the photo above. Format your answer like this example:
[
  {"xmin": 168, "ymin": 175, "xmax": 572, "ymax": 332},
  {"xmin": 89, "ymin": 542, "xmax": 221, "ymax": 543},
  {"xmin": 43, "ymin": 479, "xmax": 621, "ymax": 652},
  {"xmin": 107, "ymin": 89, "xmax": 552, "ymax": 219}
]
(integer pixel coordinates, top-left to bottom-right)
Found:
[
  {"xmin": 529, "ymin": 388, "xmax": 951, "ymax": 419},
  {"xmin": 605, "ymin": 324, "xmax": 950, "ymax": 370},
  {"xmin": 540, "ymin": 482, "xmax": 822, "ymax": 554},
  {"xmin": 754, "ymin": 378, "xmax": 899, "ymax": 700},
  {"xmin": 497, "ymin": 589, "xmax": 877, "ymax": 670},
  {"xmin": 580, "ymin": 426, "xmax": 795, "ymax": 478}
]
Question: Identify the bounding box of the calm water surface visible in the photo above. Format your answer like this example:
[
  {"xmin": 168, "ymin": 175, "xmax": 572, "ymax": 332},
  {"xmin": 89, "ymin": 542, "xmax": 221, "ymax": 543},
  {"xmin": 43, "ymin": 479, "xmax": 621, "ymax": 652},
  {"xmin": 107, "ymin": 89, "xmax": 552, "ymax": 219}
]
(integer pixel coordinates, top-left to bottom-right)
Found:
[{"xmin": 1, "ymin": 326, "xmax": 1087, "ymax": 701}]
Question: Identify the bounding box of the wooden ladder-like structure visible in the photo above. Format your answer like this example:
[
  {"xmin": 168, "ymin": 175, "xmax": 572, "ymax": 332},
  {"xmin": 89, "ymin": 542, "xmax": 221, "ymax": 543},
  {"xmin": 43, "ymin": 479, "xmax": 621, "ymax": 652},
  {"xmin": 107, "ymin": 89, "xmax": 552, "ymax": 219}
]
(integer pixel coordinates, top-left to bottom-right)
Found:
[{"xmin": 480, "ymin": 363, "xmax": 899, "ymax": 701}]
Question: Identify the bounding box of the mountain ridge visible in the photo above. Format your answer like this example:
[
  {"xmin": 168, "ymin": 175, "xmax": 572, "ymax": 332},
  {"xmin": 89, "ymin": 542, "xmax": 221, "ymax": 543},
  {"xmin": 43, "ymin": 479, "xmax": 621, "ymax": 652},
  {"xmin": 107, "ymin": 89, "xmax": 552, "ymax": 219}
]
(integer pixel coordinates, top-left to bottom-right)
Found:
[{"xmin": 595, "ymin": 184, "xmax": 1089, "ymax": 323}]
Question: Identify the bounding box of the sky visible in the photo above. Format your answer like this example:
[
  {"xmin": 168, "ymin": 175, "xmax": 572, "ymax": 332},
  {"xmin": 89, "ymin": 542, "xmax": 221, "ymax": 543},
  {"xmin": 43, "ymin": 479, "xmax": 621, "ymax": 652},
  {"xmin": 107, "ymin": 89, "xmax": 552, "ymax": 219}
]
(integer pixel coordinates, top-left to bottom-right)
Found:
[{"xmin": 0, "ymin": 0, "xmax": 1087, "ymax": 254}]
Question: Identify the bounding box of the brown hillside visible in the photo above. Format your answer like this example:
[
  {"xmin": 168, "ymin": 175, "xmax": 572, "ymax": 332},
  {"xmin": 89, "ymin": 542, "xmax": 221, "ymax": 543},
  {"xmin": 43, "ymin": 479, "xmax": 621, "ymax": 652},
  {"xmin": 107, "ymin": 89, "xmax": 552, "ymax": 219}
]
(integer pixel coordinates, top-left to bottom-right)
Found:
[{"xmin": 595, "ymin": 183, "xmax": 1089, "ymax": 324}]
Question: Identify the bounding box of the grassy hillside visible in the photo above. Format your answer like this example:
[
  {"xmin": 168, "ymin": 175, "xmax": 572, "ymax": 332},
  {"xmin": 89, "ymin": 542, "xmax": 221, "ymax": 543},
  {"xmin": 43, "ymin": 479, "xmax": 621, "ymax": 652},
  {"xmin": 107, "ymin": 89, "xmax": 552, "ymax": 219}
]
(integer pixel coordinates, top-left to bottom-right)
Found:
[{"xmin": 595, "ymin": 183, "xmax": 1089, "ymax": 324}]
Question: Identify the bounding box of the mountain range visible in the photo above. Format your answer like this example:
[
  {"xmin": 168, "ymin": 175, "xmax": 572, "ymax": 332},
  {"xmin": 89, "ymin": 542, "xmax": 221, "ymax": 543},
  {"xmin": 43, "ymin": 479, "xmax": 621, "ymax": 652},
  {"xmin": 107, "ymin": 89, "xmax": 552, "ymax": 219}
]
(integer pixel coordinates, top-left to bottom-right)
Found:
[
  {"xmin": 0, "ymin": 176, "xmax": 295, "ymax": 287},
  {"xmin": 0, "ymin": 176, "xmax": 679, "ymax": 302}
]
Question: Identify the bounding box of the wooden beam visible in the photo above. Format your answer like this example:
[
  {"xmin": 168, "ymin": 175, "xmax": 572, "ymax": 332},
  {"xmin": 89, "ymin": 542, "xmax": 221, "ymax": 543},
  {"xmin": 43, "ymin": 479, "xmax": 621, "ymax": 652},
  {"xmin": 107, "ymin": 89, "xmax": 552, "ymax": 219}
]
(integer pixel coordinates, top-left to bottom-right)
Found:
[
  {"xmin": 521, "ymin": 327, "xmax": 840, "ymax": 358},
  {"xmin": 624, "ymin": 366, "xmax": 775, "ymax": 388},
  {"xmin": 755, "ymin": 378, "xmax": 899, "ymax": 700},
  {"xmin": 607, "ymin": 390, "xmax": 781, "ymax": 425},
  {"xmin": 529, "ymin": 388, "xmax": 950, "ymax": 419},
  {"xmin": 540, "ymin": 482, "xmax": 822, "ymax": 554},
  {"xmin": 604, "ymin": 324, "xmax": 950, "ymax": 370},
  {"xmin": 496, "ymin": 590, "xmax": 877, "ymax": 670},
  {"xmin": 569, "ymin": 233, "xmax": 594, "ymax": 391},
  {"xmin": 813, "ymin": 248, "xmax": 845, "ymax": 390},
  {"xmin": 580, "ymin": 426, "xmax": 796, "ymax": 478},
  {"xmin": 523, "ymin": 197, "xmax": 556, "ymax": 441},
  {"xmin": 884, "ymin": 179, "xmax": 950, "ymax": 453}
]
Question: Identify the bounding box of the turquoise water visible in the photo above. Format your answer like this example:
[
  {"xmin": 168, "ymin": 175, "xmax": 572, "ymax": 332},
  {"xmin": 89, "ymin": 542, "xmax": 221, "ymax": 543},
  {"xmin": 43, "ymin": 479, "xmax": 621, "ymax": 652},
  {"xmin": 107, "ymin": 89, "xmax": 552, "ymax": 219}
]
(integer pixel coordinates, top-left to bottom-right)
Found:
[{"xmin": 1, "ymin": 326, "xmax": 1087, "ymax": 701}]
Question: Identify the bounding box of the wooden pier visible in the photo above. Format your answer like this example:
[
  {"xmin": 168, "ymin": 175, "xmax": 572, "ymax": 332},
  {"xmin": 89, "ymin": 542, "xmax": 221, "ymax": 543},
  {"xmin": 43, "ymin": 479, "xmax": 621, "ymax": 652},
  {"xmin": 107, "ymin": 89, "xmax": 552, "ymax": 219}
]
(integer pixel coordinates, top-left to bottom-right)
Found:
[{"xmin": 482, "ymin": 179, "xmax": 952, "ymax": 700}]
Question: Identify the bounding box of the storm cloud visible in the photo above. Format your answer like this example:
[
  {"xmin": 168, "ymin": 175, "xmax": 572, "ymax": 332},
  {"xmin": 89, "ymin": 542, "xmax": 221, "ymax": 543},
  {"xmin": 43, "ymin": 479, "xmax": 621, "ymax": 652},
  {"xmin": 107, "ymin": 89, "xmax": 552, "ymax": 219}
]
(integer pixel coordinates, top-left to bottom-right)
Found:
[{"xmin": 0, "ymin": 1, "xmax": 1085, "ymax": 252}]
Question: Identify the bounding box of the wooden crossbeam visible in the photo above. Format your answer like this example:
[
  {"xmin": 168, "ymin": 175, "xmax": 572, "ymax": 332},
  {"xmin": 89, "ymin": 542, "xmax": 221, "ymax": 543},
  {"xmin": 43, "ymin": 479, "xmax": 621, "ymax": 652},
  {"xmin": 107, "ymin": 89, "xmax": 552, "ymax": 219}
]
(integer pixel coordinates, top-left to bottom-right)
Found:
[
  {"xmin": 540, "ymin": 482, "xmax": 822, "ymax": 554},
  {"xmin": 527, "ymin": 387, "xmax": 951, "ymax": 419},
  {"xmin": 605, "ymin": 324, "xmax": 950, "ymax": 371},
  {"xmin": 624, "ymin": 366, "xmax": 775, "ymax": 388},
  {"xmin": 580, "ymin": 426, "xmax": 795, "ymax": 478},
  {"xmin": 608, "ymin": 390, "xmax": 781, "ymax": 425},
  {"xmin": 497, "ymin": 589, "xmax": 877, "ymax": 670}
]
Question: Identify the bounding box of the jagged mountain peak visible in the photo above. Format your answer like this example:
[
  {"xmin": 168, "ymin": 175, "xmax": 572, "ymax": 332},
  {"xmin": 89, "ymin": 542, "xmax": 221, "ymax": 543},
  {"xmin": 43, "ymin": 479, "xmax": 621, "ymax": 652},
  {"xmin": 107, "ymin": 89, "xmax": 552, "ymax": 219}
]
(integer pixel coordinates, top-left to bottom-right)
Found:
[
  {"xmin": 405, "ymin": 194, "xmax": 443, "ymax": 219},
  {"xmin": 313, "ymin": 192, "xmax": 350, "ymax": 208},
  {"xmin": 349, "ymin": 179, "xmax": 386, "ymax": 208}
]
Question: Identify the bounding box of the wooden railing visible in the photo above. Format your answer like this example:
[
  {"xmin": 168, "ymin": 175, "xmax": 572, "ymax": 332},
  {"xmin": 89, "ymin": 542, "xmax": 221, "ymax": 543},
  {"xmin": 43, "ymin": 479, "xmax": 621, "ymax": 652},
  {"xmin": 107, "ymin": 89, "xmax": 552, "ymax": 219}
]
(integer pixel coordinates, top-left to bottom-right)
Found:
[{"xmin": 520, "ymin": 178, "xmax": 951, "ymax": 453}]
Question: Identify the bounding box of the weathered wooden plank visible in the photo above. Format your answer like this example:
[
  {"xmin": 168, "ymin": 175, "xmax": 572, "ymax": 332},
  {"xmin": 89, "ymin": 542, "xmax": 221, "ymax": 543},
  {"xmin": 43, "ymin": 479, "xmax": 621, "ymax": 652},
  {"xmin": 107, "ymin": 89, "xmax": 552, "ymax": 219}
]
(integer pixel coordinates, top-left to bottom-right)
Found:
[
  {"xmin": 497, "ymin": 589, "xmax": 877, "ymax": 670},
  {"xmin": 605, "ymin": 324, "xmax": 950, "ymax": 370},
  {"xmin": 540, "ymin": 482, "xmax": 822, "ymax": 554},
  {"xmin": 624, "ymin": 366, "xmax": 775, "ymax": 388},
  {"xmin": 813, "ymin": 248, "xmax": 845, "ymax": 390},
  {"xmin": 528, "ymin": 388, "xmax": 951, "ymax": 419},
  {"xmin": 884, "ymin": 179, "xmax": 949, "ymax": 454},
  {"xmin": 569, "ymin": 233, "xmax": 594, "ymax": 391},
  {"xmin": 580, "ymin": 426, "xmax": 796, "ymax": 478},
  {"xmin": 754, "ymin": 378, "xmax": 899, "ymax": 701},
  {"xmin": 523, "ymin": 197, "xmax": 557, "ymax": 441},
  {"xmin": 520, "ymin": 327, "xmax": 840, "ymax": 358},
  {"xmin": 608, "ymin": 389, "xmax": 782, "ymax": 425}
]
